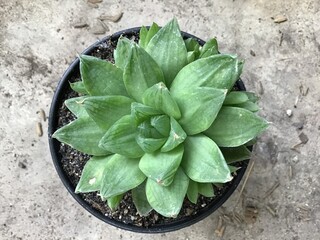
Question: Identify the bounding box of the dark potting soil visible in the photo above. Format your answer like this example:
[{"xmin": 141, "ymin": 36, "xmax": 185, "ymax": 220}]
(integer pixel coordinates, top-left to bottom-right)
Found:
[{"xmin": 56, "ymin": 33, "xmax": 246, "ymax": 228}]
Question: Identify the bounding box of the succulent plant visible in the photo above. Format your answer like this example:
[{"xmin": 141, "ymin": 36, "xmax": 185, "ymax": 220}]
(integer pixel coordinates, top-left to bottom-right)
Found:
[{"xmin": 53, "ymin": 18, "xmax": 268, "ymax": 218}]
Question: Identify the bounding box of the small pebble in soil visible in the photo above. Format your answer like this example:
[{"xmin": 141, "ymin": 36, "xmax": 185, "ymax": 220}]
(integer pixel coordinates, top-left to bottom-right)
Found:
[
  {"xmin": 36, "ymin": 122, "xmax": 43, "ymax": 137},
  {"xmin": 298, "ymin": 132, "xmax": 309, "ymax": 144},
  {"xmin": 286, "ymin": 109, "xmax": 292, "ymax": 117},
  {"xmin": 18, "ymin": 162, "xmax": 27, "ymax": 169}
]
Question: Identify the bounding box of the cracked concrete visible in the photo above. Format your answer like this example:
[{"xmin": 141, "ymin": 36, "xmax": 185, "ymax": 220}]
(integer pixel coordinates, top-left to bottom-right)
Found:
[{"xmin": 0, "ymin": 0, "xmax": 319, "ymax": 239}]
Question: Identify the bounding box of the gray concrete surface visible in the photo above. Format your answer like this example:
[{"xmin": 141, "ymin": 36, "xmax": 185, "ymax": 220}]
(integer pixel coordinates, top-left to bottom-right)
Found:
[{"xmin": 1, "ymin": 0, "xmax": 319, "ymax": 239}]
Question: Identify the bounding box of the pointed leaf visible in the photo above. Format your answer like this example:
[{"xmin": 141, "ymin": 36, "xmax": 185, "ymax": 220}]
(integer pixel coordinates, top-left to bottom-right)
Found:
[
  {"xmin": 171, "ymin": 54, "xmax": 243, "ymax": 93},
  {"xmin": 142, "ymin": 82, "xmax": 181, "ymax": 119},
  {"xmin": 124, "ymin": 43, "xmax": 165, "ymax": 102},
  {"xmin": 228, "ymin": 165, "xmax": 241, "ymax": 173},
  {"xmin": 220, "ymin": 145, "xmax": 251, "ymax": 164},
  {"xmin": 52, "ymin": 118, "xmax": 111, "ymax": 156},
  {"xmin": 137, "ymin": 120, "xmax": 163, "ymax": 139},
  {"xmin": 244, "ymin": 92, "xmax": 259, "ymax": 103},
  {"xmin": 150, "ymin": 115, "xmax": 170, "ymax": 137},
  {"xmin": 143, "ymin": 22, "xmax": 160, "ymax": 49},
  {"xmin": 70, "ymin": 81, "xmax": 89, "ymax": 95},
  {"xmin": 161, "ymin": 117, "xmax": 187, "ymax": 152},
  {"xmin": 181, "ymin": 134, "xmax": 232, "ymax": 183},
  {"xmin": 146, "ymin": 168, "xmax": 189, "ymax": 217},
  {"xmin": 198, "ymin": 183, "xmax": 214, "ymax": 197},
  {"xmin": 75, "ymin": 155, "xmax": 113, "ymax": 193},
  {"xmin": 187, "ymin": 51, "xmax": 196, "ymax": 63},
  {"xmin": 132, "ymin": 181, "xmax": 153, "ymax": 216},
  {"xmin": 146, "ymin": 18, "xmax": 187, "ymax": 86},
  {"xmin": 82, "ymin": 96, "xmax": 133, "ymax": 131},
  {"xmin": 99, "ymin": 115, "xmax": 144, "ymax": 158},
  {"xmin": 100, "ymin": 155, "xmax": 146, "ymax": 198},
  {"xmin": 65, "ymin": 96, "xmax": 89, "ymax": 118},
  {"xmin": 114, "ymin": 37, "xmax": 133, "ymax": 70},
  {"xmin": 80, "ymin": 55, "xmax": 128, "ymax": 96},
  {"xmin": 205, "ymin": 107, "xmax": 268, "ymax": 147},
  {"xmin": 131, "ymin": 102, "xmax": 162, "ymax": 125},
  {"xmin": 174, "ymin": 87, "xmax": 227, "ymax": 135},
  {"xmin": 139, "ymin": 144, "xmax": 184, "ymax": 186},
  {"xmin": 136, "ymin": 135, "xmax": 166, "ymax": 153},
  {"xmin": 199, "ymin": 38, "xmax": 219, "ymax": 58},
  {"xmin": 107, "ymin": 194, "xmax": 124, "ymax": 210},
  {"xmin": 138, "ymin": 26, "xmax": 148, "ymax": 48},
  {"xmin": 184, "ymin": 38, "xmax": 200, "ymax": 53},
  {"xmin": 235, "ymin": 101, "xmax": 260, "ymax": 112},
  {"xmin": 224, "ymin": 91, "xmax": 249, "ymax": 105},
  {"xmin": 187, "ymin": 179, "xmax": 198, "ymax": 204}
]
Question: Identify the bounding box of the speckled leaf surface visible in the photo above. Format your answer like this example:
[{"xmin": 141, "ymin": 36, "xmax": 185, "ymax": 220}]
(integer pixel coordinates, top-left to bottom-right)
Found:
[
  {"xmin": 161, "ymin": 117, "xmax": 187, "ymax": 152},
  {"xmin": 64, "ymin": 96, "xmax": 89, "ymax": 118}
]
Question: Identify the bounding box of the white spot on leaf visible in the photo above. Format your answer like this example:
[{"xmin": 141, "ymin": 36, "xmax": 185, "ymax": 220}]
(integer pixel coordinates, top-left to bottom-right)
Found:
[{"xmin": 89, "ymin": 177, "xmax": 96, "ymax": 185}]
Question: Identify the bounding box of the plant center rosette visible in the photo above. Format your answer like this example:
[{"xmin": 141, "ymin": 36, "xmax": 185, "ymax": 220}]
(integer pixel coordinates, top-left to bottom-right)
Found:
[{"xmin": 52, "ymin": 18, "xmax": 268, "ymax": 218}]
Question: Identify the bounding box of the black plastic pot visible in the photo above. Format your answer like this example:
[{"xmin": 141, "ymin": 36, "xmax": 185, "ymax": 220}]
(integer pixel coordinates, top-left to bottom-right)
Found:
[{"xmin": 48, "ymin": 27, "xmax": 248, "ymax": 233}]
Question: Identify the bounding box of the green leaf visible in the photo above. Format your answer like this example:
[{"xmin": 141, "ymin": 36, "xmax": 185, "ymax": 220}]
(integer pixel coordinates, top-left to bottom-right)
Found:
[
  {"xmin": 139, "ymin": 144, "xmax": 184, "ymax": 186},
  {"xmin": 131, "ymin": 102, "xmax": 162, "ymax": 125},
  {"xmin": 161, "ymin": 117, "xmax": 187, "ymax": 152},
  {"xmin": 198, "ymin": 183, "xmax": 214, "ymax": 197},
  {"xmin": 223, "ymin": 91, "xmax": 249, "ymax": 105},
  {"xmin": 132, "ymin": 181, "xmax": 152, "ymax": 216},
  {"xmin": 244, "ymin": 92, "xmax": 259, "ymax": 103},
  {"xmin": 70, "ymin": 81, "xmax": 89, "ymax": 95},
  {"xmin": 80, "ymin": 55, "xmax": 128, "ymax": 96},
  {"xmin": 184, "ymin": 38, "xmax": 200, "ymax": 53},
  {"xmin": 123, "ymin": 43, "xmax": 165, "ymax": 102},
  {"xmin": 205, "ymin": 107, "xmax": 268, "ymax": 147},
  {"xmin": 187, "ymin": 179, "xmax": 198, "ymax": 204},
  {"xmin": 228, "ymin": 165, "xmax": 241, "ymax": 173},
  {"xmin": 235, "ymin": 101, "xmax": 260, "ymax": 112},
  {"xmin": 82, "ymin": 96, "xmax": 133, "ymax": 131},
  {"xmin": 64, "ymin": 96, "xmax": 89, "ymax": 118},
  {"xmin": 52, "ymin": 118, "xmax": 111, "ymax": 156},
  {"xmin": 150, "ymin": 115, "xmax": 170, "ymax": 137},
  {"xmin": 137, "ymin": 120, "xmax": 163, "ymax": 139},
  {"xmin": 107, "ymin": 194, "xmax": 124, "ymax": 210},
  {"xmin": 100, "ymin": 154, "xmax": 146, "ymax": 198},
  {"xmin": 173, "ymin": 87, "xmax": 227, "ymax": 135},
  {"xmin": 199, "ymin": 38, "xmax": 219, "ymax": 58},
  {"xmin": 146, "ymin": 167, "xmax": 189, "ymax": 217},
  {"xmin": 142, "ymin": 82, "xmax": 181, "ymax": 119},
  {"xmin": 139, "ymin": 23, "xmax": 160, "ymax": 49},
  {"xmin": 220, "ymin": 145, "xmax": 251, "ymax": 164},
  {"xmin": 181, "ymin": 134, "xmax": 232, "ymax": 183},
  {"xmin": 170, "ymin": 54, "xmax": 243, "ymax": 93},
  {"xmin": 146, "ymin": 18, "xmax": 187, "ymax": 86},
  {"xmin": 99, "ymin": 115, "xmax": 144, "ymax": 158},
  {"xmin": 75, "ymin": 155, "xmax": 113, "ymax": 193},
  {"xmin": 138, "ymin": 26, "xmax": 148, "ymax": 48},
  {"xmin": 187, "ymin": 51, "xmax": 196, "ymax": 63},
  {"xmin": 136, "ymin": 135, "xmax": 166, "ymax": 153},
  {"xmin": 114, "ymin": 37, "xmax": 133, "ymax": 70}
]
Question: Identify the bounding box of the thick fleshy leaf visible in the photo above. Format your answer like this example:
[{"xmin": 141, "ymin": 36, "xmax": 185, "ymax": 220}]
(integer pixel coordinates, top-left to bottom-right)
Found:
[
  {"xmin": 187, "ymin": 51, "xmax": 196, "ymax": 63},
  {"xmin": 146, "ymin": 18, "xmax": 187, "ymax": 86},
  {"xmin": 174, "ymin": 87, "xmax": 227, "ymax": 135},
  {"xmin": 161, "ymin": 117, "xmax": 187, "ymax": 152},
  {"xmin": 150, "ymin": 115, "xmax": 170, "ymax": 137},
  {"xmin": 52, "ymin": 118, "xmax": 111, "ymax": 156},
  {"xmin": 107, "ymin": 194, "xmax": 124, "ymax": 210},
  {"xmin": 100, "ymin": 154, "xmax": 146, "ymax": 198},
  {"xmin": 114, "ymin": 37, "xmax": 133, "ymax": 70},
  {"xmin": 137, "ymin": 120, "xmax": 163, "ymax": 139},
  {"xmin": 136, "ymin": 135, "xmax": 166, "ymax": 153},
  {"xmin": 139, "ymin": 144, "xmax": 184, "ymax": 186},
  {"xmin": 244, "ymin": 92, "xmax": 259, "ymax": 103},
  {"xmin": 123, "ymin": 43, "xmax": 165, "ymax": 102},
  {"xmin": 205, "ymin": 107, "xmax": 268, "ymax": 147},
  {"xmin": 235, "ymin": 101, "xmax": 260, "ymax": 112},
  {"xmin": 170, "ymin": 54, "xmax": 243, "ymax": 93},
  {"xmin": 82, "ymin": 96, "xmax": 133, "ymax": 131},
  {"xmin": 198, "ymin": 183, "xmax": 215, "ymax": 197},
  {"xmin": 139, "ymin": 23, "xmax": 160, "ymax": 49},
  {"xmin": 142, "ymin": 82, "xmax": 181, "ymax": 119},
  {"xmin": 187, "ymin": 179, "xmax": 198, "ymax": 204},
  {"xmin": 223, "ymin": 91, "xmax": 249, "ymax": 105},
  {"xmin": 220, "ymin": 145, "xmax": 251, "ymax": 164},
  {"xmin": 184, "ymin": 38, "xmax": 200, "ymax": 53},
  {"xmin": 146, "ymin": 168, "xmax": 189, "ymax": 217},
  {"xmin": 99, "ymin": 115, "xmax": 144, "ymax": 158},
  {"xmin": 132, "ymin": 181, "xmax": 153, "ymax": 216},
  {"xmin": 199, "ymin": 38, "xmax": 219, "ymax": 58},
  {"xmin": 80, "ymin": 55, "xmax": 127, "ymax": 96},
  {"xmin": 70, "ymin": 81, "xmax": 89, "ymax": 95},
  {"xmin": 75, "ymin": 155, "xmax": 113, "ymax": 193},
  {"xmin": 181, "ymin": 134, "xmax": 232, "ymax": 183},
  {"xmin": 228, "ymin": 165, "xmax": 241, "ymax": 173},
  {"xmin": 65, "ymin": 96, "xmax": 89, "ymax": 118},
  {"xmin": 131, "ymin": 102, "xmax": 162, "ymax": 125}
]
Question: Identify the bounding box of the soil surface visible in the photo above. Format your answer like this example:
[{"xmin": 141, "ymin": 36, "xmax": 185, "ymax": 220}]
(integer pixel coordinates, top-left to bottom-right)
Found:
[{"xmin": 56, "ymin": 34, "xmax": 246, "ymax": 228}]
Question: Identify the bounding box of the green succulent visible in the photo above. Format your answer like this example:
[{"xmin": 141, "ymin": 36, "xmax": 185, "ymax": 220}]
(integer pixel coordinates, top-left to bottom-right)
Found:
[{"xmin": 53, "ymin": 18, "xmax": 268, "ymax": 218}]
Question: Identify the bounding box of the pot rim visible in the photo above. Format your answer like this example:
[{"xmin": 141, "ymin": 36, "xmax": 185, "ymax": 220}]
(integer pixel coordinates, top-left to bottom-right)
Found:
[{"xmin": 48, "ymin": 27, "xmax": 248, "ymax": 233}]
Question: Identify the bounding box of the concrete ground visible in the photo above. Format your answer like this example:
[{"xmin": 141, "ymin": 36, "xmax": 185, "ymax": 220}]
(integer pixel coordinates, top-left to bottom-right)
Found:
[{"xmin": 1, "ymin": 0, "xmax": 319, "ymax": 239}]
